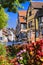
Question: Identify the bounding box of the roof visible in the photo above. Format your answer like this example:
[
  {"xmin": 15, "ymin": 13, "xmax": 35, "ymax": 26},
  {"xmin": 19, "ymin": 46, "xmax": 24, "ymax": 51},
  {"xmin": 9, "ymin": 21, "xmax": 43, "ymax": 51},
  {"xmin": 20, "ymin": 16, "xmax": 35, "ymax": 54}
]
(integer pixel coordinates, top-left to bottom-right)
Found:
[
  {"xmin": 31, "ymin": 2, "xmax": 43, "ymax": 9},
  {"xmin": 18, "ymin": 10, "xmax": 27, "ymax": 16},
  {"xmin": 18, "ymin": 10, "xmax": 27, "ymax": 23},
  {"xmin": 19, "ymin": 17, "xmax": 26, "ymax": 23}
]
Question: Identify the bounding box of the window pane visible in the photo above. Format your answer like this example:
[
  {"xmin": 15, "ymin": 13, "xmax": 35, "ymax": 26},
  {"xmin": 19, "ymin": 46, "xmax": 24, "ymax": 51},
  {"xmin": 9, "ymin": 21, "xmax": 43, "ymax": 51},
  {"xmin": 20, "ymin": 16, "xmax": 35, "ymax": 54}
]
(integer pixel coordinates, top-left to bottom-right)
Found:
[
  {"xmin": 21, "ymin": 32, "xmax": 27, "ymax": 38},
  {"xmin": 28, "ymin": 23, "xmax": 30, "ymax": 28},
  {"xmin": 41, "ymin": 17, "xmax": 43, "ymax": 22},
  {"xmin": 41, "ymin": 29, "xmax": 43, "ymax": 35},
  {"xmin": 21, "ymin": 24, "xmax": 27, "ymax": 29},
  {"xmin": 36, "ymin": 31, "xmax": 39, "ymax": 38},
  {"xmin": 29, "ymin": 11, "xmax": 31, "ymax": 16},
  {"xmin": 27, "ymin": 31, "xmax": 31, "ymax": 38}
]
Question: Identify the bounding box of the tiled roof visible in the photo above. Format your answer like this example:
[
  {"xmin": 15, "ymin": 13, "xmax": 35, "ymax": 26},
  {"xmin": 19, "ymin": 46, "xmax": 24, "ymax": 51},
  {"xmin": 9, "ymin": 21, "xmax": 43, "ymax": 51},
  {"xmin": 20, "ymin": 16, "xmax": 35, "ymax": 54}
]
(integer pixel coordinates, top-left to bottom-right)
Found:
[
  {"xmin": 18, "ymin": 10, "xmax": 27, "ymax": 23},
  {"xmin": 19, "ymin": 17, "xmax": 26, "ymax": 23},
  {"xmin": 31, "ymin": 2, "xmax": 43, "ymax": 8},
  {"xmin": 18, "ymin": 10, "xmax": 27, "ymax": 16}
]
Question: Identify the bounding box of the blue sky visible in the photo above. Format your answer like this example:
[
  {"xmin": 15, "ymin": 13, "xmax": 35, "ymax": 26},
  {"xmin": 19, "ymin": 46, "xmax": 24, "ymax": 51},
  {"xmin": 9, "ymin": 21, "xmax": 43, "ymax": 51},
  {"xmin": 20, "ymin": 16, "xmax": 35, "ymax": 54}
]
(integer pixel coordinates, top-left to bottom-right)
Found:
[{"xmin": 6, "ymin": 0, "xmax": 43, "ymax": 29}]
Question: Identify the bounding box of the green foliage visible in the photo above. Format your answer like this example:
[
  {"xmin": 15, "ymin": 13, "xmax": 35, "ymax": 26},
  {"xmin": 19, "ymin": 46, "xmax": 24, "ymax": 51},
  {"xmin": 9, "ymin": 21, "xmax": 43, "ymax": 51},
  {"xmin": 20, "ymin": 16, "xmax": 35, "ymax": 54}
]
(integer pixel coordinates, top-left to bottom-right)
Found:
[
  {"xmin": 22, "ymin": 52, "xmax": 28, "ymax": 65},
  {"xmin": 0, "ymin": 7, "xmax": 8, "ymax": 29},
  {"xmin": 7, "ymin": 45, "xmax": 17, "ymax": 60},
  {"xmin": 19, "ymin": 0, "xmax": 27, "ymax": 3},
  {"xmin": 0, "ymin": 43, "xmax": 6, "ymax": 56},
  {"xmin": 0, "ymin": 43, "xmax": 13, "ymax": 65},
  {"xmin": 0, "ymin": 59, "xmax": 12, "ymax": 65},
  {"xmin": 0, "ymin": 0, "xmax": 30, "ymax": 12},
  {"xmin": 18, "ymin": 52, "xmax": 29, "ymax": 65}
]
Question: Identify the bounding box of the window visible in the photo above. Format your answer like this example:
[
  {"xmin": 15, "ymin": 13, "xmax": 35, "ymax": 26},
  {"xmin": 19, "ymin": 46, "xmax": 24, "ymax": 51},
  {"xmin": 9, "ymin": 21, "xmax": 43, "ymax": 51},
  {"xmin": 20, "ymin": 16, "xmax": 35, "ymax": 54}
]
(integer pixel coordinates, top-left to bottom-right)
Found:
[
  {"xmin": 38, "ymin": 17, "xmax": 43, "ymax": 37},
  {"xmin": 28, "ymin": 21, "xmax": 32, "ymax": 28},
  {"xmin": 41, "ymin": 17, "xmax": 43, "ymax": 22},
  {"xmin": 0, "ymin": 37, "xmax": 2, "ymax": 40},
  {"xmin": 28, "ymin": 23, "xmax": 30, "ymax": 28},
  {"xmin": 21, "ymin": 24, "xmax": 27, "ymax": 29},
  {"xmin": 38, "ymin": 17, "xmax": 43, "ymax": 29},
  {"xmin": 29, "ymin": 11, "xmax": 31, "ymax": 16},
  {"xmin": 36, "ymin": 31, "xmax": 39, "ymax": 38},
  {"xmin": 40, "ymin": 28, "xmax": 43, "ymax": 35},
  {"xmin": 21, "ymin": 32, "xmax": 27, "ymax": 38},
  {"xmin": 23, "ymin": 16, "xmax": 26, "ymax": 20},
  {"xmin": 30, "ymin": 21, "xmax": 32, "ymax": 27},
  {"xmin": 42, "ymin": 29, "xmax": 43, "ymax": 35},
  {"xmin": 39, "ymin": 16, "xmax": 43, "ymax": 23},
  {"xmin": 27, "ymin": 31, "xmax": 31, "ymax": 38}
]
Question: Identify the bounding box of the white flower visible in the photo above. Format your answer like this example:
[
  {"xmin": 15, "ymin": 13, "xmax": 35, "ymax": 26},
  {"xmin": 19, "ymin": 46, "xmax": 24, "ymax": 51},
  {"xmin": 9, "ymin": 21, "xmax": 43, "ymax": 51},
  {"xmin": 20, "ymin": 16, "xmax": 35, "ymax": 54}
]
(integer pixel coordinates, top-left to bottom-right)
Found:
[
  {"xmin": 20, "ymin": 64, "xmax": 24, "ymax": 65},
  {"xmin": 23, "ymin": 49, "xmax": 26, "ymax": 53},
  {"xmin": 20, "ymin": 57, "xmax": 23, "ymax": 60},
  {"xmin": 17, "ymin": 57, "xmax": 19, "ymax": 59}
]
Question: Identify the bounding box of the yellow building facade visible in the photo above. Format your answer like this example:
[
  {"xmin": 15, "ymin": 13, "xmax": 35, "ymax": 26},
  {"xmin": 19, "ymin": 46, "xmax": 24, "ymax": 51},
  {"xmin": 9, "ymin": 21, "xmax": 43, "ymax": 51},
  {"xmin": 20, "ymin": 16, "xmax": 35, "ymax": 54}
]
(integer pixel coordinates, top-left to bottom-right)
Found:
[{"xmin": 27, "ymin": 2, "xmax": 43, "ymax": 42}]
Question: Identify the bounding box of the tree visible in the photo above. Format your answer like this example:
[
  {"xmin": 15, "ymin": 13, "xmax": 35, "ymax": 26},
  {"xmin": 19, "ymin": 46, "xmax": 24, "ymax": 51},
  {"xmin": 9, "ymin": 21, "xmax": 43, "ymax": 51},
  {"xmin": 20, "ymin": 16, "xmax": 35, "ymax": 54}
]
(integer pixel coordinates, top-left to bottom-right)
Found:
[
  {"xmin": 0, "ymin": 0, "xmax": 30, "ymax": 12},
  {"xmin": 0, "ymin": 6, "xmax": 8, "ymax": 29},
  {"xmin": 0, "ymin": 0, "xmax": 31, "ymax": 29}
]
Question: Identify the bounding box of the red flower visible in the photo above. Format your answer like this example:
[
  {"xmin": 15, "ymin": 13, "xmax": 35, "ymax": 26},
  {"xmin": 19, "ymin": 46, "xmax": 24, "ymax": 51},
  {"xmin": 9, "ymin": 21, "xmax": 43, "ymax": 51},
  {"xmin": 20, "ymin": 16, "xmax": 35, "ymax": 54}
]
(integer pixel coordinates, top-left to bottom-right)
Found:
[
  {"xmin": 32, "ymin": 42, "xmax": 36, "ymax": 46},
  {"xmin": 41, "ymin": 52, "xmax": 43, "ymax": 57},
  {"xmin": 36, "ymin": 55, "xmax": 40, "ymax": 59},
  {"xmin": 39, "ymin": 39, "xmax": 43, "ymax": 44},
  {"xmin": 37, "ymin": 50, "xmax": 41, "ymax": 56},
  {"xmin": 14, "ymin": 62, "xmax": 18, "ymax": 65},
  {"xmin": 36, "ymin": 41, "xmax": 40, "ymax": 45},
  {"xmin": 10, "ymin": 58, "xmax": 17, "ymax": 63},
  {"xmin": 29, "ymin": 47, "xmax": 34, "ymax": 51},
  {"xmin": 42, "ymin": 63, "xmax": 43, "ymax": 65}
]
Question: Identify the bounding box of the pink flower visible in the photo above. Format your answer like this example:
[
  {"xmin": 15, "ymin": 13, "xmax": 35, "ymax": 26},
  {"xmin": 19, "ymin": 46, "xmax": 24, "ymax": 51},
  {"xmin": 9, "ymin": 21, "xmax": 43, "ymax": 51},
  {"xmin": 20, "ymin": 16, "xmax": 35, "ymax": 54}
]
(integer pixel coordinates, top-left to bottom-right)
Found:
[
  {"xmin": 17, "ymin": 52, "xmax": 21, "ymax": 56},
  {"xmin": 20, "ymin": 50, "xmax": 23, "ymax": 53},
  {"xmin": 17, "ymin": 53, "xmax": 19, "ymax": 56}
]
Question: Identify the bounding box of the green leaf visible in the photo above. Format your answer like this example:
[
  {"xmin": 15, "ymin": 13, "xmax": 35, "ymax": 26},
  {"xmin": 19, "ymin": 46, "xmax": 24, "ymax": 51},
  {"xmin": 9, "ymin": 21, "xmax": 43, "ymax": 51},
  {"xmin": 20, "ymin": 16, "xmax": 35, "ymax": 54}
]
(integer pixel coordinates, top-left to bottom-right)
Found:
[
  {"xmin": 18, "ymin": 60, "xmax": 23, "ymax": 64},
  {"xmin": 0, "ymin": 43, "xmax": 6, "ymax": 56},
  {"xmin": 0, "ymin": 0, "xmax": 31, "ymax": 12},
  {"xmin": 0, "ymin": 7, "xmax": 8, "ymax": 29},
  {"xmin": 23, "ymin": 59, "xmax": 27, "ymax": 64}
]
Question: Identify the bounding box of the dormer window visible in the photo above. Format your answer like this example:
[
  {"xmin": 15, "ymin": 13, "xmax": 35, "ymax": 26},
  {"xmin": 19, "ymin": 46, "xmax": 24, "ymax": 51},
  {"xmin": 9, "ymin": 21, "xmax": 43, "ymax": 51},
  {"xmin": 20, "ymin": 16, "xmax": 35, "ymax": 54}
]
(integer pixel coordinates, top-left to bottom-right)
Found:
[{"xmin": 23, "ymin": 16, "xmax": 26, "ymax": 20}]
